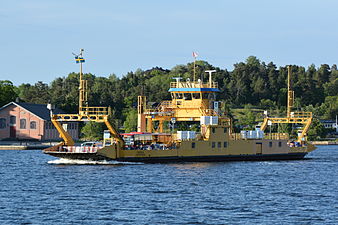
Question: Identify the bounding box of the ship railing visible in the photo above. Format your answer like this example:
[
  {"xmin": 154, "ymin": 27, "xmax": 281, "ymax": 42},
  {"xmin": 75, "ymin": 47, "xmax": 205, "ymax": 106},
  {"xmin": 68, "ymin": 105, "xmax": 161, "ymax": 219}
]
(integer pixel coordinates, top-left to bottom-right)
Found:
[
  {"xmin": 144, "ymin": 101, "xmax": 174, "ymax": 115},
  {"xmin": 230, "ymin": 132, "xmax": 289, "ymax": 140},
  {"xmin": 52, "ymin": 146, "xmax": 100, "ymax": 153},
  {"xmin": 170, "ymin": 81, "xmax": 218, "ymax": 89},
  {"xmin": 80, "ymin": 106, "xmax": 109, "ymax": 116},
  {"xmin": 264, "ymin": 133, "xmax": 289, "ymax": 140},
  {"xmin": 158, "ymin": 101, "xmax": 174, "ymax": 109},
  {"xmin": 290, "ymin": 112, "xmax": 312, "ymax": 118}
]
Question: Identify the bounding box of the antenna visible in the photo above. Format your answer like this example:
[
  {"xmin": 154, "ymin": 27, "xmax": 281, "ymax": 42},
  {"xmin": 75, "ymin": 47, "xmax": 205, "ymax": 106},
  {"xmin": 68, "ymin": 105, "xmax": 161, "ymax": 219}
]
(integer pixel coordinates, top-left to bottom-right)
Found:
[
  {"xmin": 205, "ymin": 70, "xmax": 216, "ymax": 87},
  {"xmin": 172, "ymin": 77, "xmax": 182, "ymax": 83}
]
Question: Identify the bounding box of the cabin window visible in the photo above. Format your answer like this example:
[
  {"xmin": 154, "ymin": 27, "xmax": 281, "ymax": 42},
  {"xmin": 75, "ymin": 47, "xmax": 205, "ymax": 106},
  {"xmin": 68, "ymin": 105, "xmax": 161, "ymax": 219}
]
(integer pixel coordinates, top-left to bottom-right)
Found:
[
  {"xmin": 192, "ymin": 142, "xmax": 196, "ymax": 149},
  {"xmin": 278, "ymin": 142, "xmax": 282, "ymax": 147},
  {"xmin": 20, "ymin": 119, "xmax": 26, "ymax": 129},
  {"xmin": 202, "ymin": 93, "xmax": 209, "ymax": 99},
  {"xmin": 269, "ymin": 142, "xmax": 273, "ymax": 147},
  {"xmin": 224, "ymin": 142, "xmax": 228, "ymax": 148},
  {"xmin": 224, "ymin": 127, "xmax": 227, "ymax": 133},
  {"xmin": 171, "ymin": 93, "xmax": 175, "ymax": 99},
  {"xmin": 175, "ymin": 93, "xmax": 183, "ymax": 99},
  {"xmin": 212, "ymin": 142, "xmax": 215, "ymax": 148},
  {"xmin": 183, "ymin": 93, "xmax": 192, "ymax": 100},
  {"xmin": 10, "ymin": 116, "xmax": 16, "ymax": 125},
  {"xmin": 212, "ymin": 127, "xmax": 215, "ymax": 133},
  {"xmin": 30, "ymin": 121, "xmax": 37, "ymax": 129},
  {"xmin": 218, "ymin": 142, "xmax": 221, "ymax": 148},
  {"xmin": 192, "ymin": 93, "xmax": 201, "ymax": 99},
  {"xmin": 0, "ymin": 118, "xmax": 6, "ymax": 129}
]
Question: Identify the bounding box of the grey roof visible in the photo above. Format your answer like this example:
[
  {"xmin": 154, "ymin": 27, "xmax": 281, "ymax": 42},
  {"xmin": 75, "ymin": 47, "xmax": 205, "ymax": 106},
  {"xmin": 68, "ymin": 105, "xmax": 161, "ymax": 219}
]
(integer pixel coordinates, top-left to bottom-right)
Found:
[
  {"xmin": 320, "ymin": 120, "xmax": 336, "ymax": 123},
  {"xmin": 0, "ymin": 102, "xmax": 66, "ymax": 121}
]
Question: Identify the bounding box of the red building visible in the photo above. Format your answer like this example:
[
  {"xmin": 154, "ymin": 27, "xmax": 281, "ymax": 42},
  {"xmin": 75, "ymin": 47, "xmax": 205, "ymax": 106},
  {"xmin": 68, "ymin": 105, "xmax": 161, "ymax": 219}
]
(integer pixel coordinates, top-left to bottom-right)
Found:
[{"xmin": 0, "ymin": 102, "xmax": 78, "ymax": 141}]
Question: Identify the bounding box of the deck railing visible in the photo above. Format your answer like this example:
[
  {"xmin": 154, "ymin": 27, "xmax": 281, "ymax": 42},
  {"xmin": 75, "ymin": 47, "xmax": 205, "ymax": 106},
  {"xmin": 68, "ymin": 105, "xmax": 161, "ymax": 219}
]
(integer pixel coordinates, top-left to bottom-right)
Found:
[
  {"xmin": 80, "ymin": 107, "xmax": 109, "ymax": 116},
  {"xmin": 170, "ymin": 81, "xmax": 218, "ymax": 89},
  {"xmin": 290, "ymin": 112, "xmax": 312, "ymax": 118},
  {"xmin": 230, "ymin": 132, "xmax": 289, "ymax": 140}
]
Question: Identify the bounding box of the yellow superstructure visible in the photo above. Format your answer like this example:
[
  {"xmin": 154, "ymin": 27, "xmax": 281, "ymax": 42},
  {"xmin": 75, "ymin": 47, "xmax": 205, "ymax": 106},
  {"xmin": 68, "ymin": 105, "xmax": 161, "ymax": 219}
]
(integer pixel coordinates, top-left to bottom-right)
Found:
[{"xmin": 138, "ymin": 70, "xmax": 226, "ymax": 133}]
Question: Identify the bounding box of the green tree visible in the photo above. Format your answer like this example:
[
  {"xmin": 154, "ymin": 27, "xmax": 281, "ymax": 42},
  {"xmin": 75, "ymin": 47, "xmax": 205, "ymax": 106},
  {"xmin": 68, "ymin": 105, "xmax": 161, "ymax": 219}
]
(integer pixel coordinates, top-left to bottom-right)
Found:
[
  {"xmin": 0, "ymin": 80, "xmax": 17, "ymax": 106},
  {"xmin": 123, "ymin": 109, "xmax": 138, "ymax": 132},
  {"xmin": 237, "ymin": 107, "xmax": 257, "ymax": 130},
  {"xmin": 307, "ymin": 119, "xmax": 326, "ymax": 141},
  {"xmin": 81, "ymin": 121, "xmax": 105, "ymax": 141},
  {"xmin": 17, "ymin": 81, "xmax": 50, "ymax": 104}
]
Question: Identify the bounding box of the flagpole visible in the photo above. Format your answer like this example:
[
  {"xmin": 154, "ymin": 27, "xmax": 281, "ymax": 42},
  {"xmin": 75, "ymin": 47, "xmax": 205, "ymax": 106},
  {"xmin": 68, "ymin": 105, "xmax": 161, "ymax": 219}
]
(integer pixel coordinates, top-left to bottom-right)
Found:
[
  {"xmin": 193, "ymin": 56, "xmax": 196, "ymax": 82},
  {"xmin": 79, "ymin": 49, "xmax": 83, "ymax": 110}
]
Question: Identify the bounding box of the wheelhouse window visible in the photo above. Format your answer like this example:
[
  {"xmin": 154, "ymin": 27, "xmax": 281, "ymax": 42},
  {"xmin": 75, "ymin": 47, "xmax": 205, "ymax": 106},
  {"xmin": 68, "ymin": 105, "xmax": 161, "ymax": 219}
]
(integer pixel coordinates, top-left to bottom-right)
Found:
[
  {"xmin": 30, "ymin": 121, "xmax": 37, "ymax": 129},
  {"xmin": 20, "ymin": 119, "xmax": 26, "ymax": 129},
  {"xmin": 192, "ymin": 93, "xmax": 201, "ymax": 99},
  {"xmin": 175, "ymin": 93, "xmax": 183, "ymax": 99},
  {"xmin": 183, "ymin": 93, "xmax": 192, "ymax": 100},
  {"xmin": 0, "ymin": 118, "xmax": 6, "ymax": 129}
]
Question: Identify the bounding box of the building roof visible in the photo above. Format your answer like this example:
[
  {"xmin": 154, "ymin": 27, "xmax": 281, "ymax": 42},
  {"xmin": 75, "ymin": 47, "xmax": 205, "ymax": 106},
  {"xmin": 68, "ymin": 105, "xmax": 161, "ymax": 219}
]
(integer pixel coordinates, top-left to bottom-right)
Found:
[
  {"xmin": 0, "ymin": 102, "xmax": 66, "ymax": 121},
  {"xmin": 320, "ymin": 120, "xmax": 336, "ymax": 123}
]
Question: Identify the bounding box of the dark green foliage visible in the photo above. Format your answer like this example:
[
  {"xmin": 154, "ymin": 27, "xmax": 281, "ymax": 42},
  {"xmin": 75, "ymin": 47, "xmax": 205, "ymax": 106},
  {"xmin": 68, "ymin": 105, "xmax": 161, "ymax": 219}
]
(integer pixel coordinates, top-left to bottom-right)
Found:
[
  {"xmin": 0, "ymin": 80, "xmax": 17, "ymax": 106},
  {"xmin": 17, "ymin": 81, "xmax": 50, "ymax": 104},
  {"xmin": 3, "ymin": 56, "xmax": 338, "ymax": 140},
  {"xmin": 81, "ymin": 121, "xmax": 105, "ymax": 141},
  {"xmin": 307, "ymin": 119, "xmax": 327, "ymax": 141}
]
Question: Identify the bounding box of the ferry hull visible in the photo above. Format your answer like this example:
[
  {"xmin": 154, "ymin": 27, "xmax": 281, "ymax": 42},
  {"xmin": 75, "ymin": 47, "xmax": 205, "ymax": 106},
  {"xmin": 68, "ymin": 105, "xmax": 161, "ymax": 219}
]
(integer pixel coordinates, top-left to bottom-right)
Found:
[
  {"xmin": 44, "ymin": 151, "xmax": 308, "ymax": 163},
  {"xmin": 113, "ymin": 152, "xmax": 308, "ymax": 163},
  {"xmin": 44, "ymin": 152, "xmax": 111, "ymax": 161}
]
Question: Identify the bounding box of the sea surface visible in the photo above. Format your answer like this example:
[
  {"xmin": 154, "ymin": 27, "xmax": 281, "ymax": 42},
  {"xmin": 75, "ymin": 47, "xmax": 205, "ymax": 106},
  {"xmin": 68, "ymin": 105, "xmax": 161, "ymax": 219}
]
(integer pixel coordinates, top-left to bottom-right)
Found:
[{"xmin": 0, "ymin": 146, "xmax": 337, "ymax": 225}]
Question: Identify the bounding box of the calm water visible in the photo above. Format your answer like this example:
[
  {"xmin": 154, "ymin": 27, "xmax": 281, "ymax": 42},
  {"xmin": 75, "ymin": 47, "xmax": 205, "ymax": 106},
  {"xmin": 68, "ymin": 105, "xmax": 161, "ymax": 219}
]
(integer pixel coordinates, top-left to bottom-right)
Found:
[{"xmin": 0, "ymin": 146, "xmax": 337, "ymax": 225}]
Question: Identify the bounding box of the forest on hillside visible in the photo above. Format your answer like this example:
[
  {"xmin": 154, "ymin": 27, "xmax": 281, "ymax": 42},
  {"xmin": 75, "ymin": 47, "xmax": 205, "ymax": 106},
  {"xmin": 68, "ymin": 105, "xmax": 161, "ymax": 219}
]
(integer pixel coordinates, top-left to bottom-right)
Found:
[{"xmin": 1, "ymin": 56, "xmax": 338, "ymax": 139}]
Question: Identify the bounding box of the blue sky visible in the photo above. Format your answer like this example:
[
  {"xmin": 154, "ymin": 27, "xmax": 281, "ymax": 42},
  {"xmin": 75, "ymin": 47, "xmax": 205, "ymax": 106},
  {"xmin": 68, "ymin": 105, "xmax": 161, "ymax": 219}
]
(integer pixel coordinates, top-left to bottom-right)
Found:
[{"xmin": 1, "ymin": 0, "xmax": 338, "ymax": 85}]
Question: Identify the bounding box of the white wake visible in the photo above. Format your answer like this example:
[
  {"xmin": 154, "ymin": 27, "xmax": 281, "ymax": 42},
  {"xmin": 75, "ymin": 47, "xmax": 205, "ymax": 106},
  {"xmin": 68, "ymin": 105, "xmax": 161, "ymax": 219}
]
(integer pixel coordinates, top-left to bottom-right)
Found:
[{"xmin": 47, "ymin": 158, "xmax": 143, "ymax": 165}]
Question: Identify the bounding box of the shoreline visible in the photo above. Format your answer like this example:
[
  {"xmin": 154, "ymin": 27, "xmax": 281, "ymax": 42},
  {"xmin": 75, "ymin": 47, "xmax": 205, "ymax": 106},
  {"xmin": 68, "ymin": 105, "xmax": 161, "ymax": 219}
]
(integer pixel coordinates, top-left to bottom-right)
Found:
[
  {"xmin": 0, "ymin": 141, "xmax": 58, "ymax": 150},
  {"xmin": 310, "ymin": 141, "xmax": 338, "ymax": 145},
  {"xmin": 0, "ymin": 145, "xmax": 51, "ymax": 150}
]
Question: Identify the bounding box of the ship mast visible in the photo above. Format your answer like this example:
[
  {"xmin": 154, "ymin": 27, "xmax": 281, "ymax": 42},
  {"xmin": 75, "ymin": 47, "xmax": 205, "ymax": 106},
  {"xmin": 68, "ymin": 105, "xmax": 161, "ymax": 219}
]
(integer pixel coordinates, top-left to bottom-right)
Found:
[
  {"xmin": 287, "ymin": 65, "xmax": 294, "ymax": 118},
  {"xmin": 48, "ymin": 49, "xmax": 124, "ymax": 146},
  {"xmin": 192, "ymin": 52, "xmax": 198, "ymax": 82},
  {"xmin": 76, "ymin": 49, "xmax": 88, "ymax": 114}
]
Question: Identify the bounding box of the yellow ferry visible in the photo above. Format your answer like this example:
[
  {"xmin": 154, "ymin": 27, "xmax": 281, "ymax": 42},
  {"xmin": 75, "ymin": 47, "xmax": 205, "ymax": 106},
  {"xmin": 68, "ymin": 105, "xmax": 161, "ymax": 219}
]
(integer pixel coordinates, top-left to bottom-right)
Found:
[{"xmin": 44, "ymin": 50, "xmax": 316, "ymax": 162}]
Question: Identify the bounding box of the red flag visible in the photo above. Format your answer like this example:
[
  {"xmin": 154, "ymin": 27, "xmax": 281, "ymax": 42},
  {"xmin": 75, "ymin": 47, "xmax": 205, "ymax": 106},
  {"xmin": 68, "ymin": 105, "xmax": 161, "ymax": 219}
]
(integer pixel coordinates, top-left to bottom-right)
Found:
[{"xmin": 192, "ymin": 52, "xmax": 198, "ymax": 58}]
